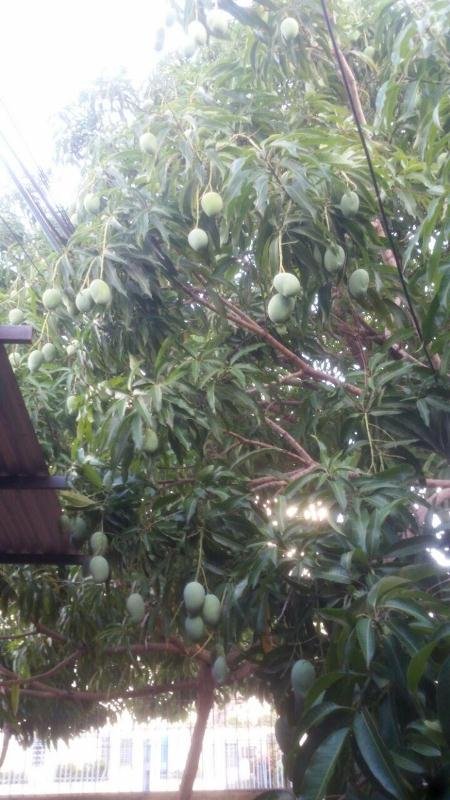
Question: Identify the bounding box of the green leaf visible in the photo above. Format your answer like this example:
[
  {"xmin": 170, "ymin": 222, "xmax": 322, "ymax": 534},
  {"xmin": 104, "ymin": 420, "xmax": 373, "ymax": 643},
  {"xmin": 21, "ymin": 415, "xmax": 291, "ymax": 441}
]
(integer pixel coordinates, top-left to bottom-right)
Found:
[
  {"xmin": 407, "ymin": 641, "xmax": 437, "ymax": 694},
  {"xmin": 353, "ymin": 710, "xmax": 409, "ymax": 799},
  {"xmin": 301, "ymin": 701, "xmax": 350, "ymax": 732},
  {"xmin": 437, "ymin": 655, "xmax": 450, "ymax": 745},
  {"xmin": 304, "ymin": 671, "xmax": 363, "ymax": 711},
  {"xmin": 300, "ymin": 727, "xmax": 349, "ymax": 800},
  {"xmin": 80, "ymin": 463, "xmax": 103, "ymax": 490},
  {"xmin": 356, "ymin": 617, "xmax": 376, "ymax": 669},
  {"xmin": 60, "ymin": 490, "xmax": 96, "ymax": 508},
  {"xmin": 382, "ymin": 597, "xmax": 434, "ymax": 627},
  {"xmin": 367, "ymin": 577, "xmax": 410, "ymax": 608},
  {"xmin": 10, "ymin": 684, "xmax": 20, "ymax": 716}
]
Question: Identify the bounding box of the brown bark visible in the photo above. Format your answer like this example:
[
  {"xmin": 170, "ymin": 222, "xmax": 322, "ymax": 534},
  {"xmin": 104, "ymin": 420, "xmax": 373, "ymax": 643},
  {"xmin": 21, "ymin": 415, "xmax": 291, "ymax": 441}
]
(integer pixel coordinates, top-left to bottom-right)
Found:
[
  {"xmin": 0, "ymin": 726, "xmax": 10, "ymax": 769},
  {"xmin": 178, "ymin": 280, "xmax": 361, "ymax": 397},
  {"xmin": 334, "ymin": 46, "xmax": 367, "ymax": 126},
  {"xmin": 178, "ymin": 665, "xmax": 215, "ymax": 800}
]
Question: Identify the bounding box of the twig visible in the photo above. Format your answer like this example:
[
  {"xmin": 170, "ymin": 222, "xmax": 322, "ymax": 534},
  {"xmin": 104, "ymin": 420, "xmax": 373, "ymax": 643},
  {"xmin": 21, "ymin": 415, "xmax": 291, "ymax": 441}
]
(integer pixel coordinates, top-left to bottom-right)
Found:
[
  {"xmin": 228, "ymin": 430, "xmax": 307, "ymax": 464},
  {"xmin": 2, "ymin": 650, "xmax": 82, "ymax": 688}
]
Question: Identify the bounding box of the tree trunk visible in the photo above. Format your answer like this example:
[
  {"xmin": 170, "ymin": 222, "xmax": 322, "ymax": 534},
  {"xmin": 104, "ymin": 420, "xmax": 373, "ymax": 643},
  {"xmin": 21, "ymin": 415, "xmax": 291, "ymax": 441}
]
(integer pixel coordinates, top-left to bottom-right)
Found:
[
  {"xmin": 178, "ymin": 664, "xmax": 214, "ymax": 800},
  {"xmin": 0, "ymin": 725, "xmax": 11, "ymax": 769}
]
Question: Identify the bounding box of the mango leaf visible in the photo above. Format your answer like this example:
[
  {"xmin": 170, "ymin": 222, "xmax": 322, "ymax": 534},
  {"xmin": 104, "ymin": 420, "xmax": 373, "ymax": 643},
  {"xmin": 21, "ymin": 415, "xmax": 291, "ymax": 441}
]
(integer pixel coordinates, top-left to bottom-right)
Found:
[
  {"xmin": 367, "ymin": 577, "xmax": 411, "ymax": 608},
  {"xmin": 10, "ymin": 684, "xmax": 20, "ymax": 716},
  {"xmin": 407, "ymin": 641, "xmax": 438, "ymax": 694},
  {"xmin": 356, "ymin": 617, "xmax": 376, "ymax": 669},
  {"xmin": 300, "ymin": 727, "xmax": 349, "ymax": 800},
  {"xmin": 59, "ymin": 490, "xmax": 96, "ymax": 509},
  {"xmin": 437, "ymin": 655, "xmax": 450, "ymax": 746},
  {"xmin": 353, "ymin": 710, "xmax": 410, "ymax": 799}
]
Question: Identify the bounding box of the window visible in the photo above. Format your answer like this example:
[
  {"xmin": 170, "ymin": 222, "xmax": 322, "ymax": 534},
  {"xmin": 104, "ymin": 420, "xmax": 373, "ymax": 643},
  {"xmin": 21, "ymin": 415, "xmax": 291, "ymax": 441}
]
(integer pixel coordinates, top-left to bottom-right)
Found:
[
  {"xmin": 143, "ymin": 741, "xmax": 151, "ymax": 764},
  {"xmin": 143, "ymin": 741, "xmax": 151, "ymax": 791},
  {"xmin": 54, "ymin": 761, "xmax": 108, "ymax": 783},
  {"xmin": 160, "ymin": 735, "xmax": 168, "ymax": 779},
  {"xmin": 0, "ymin": 771, "xmax": 28, "ymax": 786},
  {"xmin": 100, "ymin": 735, "xmax": 110, "ymax": 765},
  {"xmin": 120, "ymin": 738, "xmax": 133, "ymax": 767},
  {"xmin": 225, "ymin": 742, "xmax": 238, "ymax": 770},
  {"xmin": 31, "ymin": 740, "xmax": 46, "ymax": 767}
]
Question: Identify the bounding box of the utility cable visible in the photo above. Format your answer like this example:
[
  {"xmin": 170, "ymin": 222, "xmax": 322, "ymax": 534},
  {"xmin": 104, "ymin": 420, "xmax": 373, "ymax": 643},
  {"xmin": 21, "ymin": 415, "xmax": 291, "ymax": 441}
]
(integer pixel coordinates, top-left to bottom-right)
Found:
[{"xmin": 319, "ymin": 0, "xmax": 437, "ymax": 374}]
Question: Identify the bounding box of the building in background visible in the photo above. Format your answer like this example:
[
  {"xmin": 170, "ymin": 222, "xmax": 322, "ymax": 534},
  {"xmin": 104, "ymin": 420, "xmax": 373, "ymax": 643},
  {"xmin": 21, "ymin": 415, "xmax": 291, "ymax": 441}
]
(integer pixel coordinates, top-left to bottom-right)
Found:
[{"xmin": 0, "ymin": 698, "xmax": 285, "ymax": 794}]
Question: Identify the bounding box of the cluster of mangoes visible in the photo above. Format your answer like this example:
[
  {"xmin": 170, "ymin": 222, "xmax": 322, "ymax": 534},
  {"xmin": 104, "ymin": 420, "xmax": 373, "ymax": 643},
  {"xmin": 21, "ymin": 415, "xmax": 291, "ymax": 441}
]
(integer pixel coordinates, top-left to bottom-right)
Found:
[
  {"xmin": 188, "ymin": 191, "xmax": 224, "ymax": 252},
  {"xmin": 268, "ymin": 272, "xmax": 301, "ymax": 324},
  {"xmin": 183, "ymin": 580, "xmax": 221, "ymax": 642}
]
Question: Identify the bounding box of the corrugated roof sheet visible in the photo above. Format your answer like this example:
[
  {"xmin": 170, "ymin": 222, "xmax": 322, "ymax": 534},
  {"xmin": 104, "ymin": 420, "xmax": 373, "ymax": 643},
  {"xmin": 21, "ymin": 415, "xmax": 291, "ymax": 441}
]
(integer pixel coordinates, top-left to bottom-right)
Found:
[{"xmin": 0, "ymin": 340, "xmax": 78, "ymax": 560}]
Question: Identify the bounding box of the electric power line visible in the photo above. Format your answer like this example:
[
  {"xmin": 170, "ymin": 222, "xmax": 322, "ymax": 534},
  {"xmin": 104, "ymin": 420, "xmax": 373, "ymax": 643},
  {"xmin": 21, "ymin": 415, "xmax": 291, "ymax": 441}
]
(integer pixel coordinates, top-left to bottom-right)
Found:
[{"xmin": 319, "ymin": 0, "xmax": 437, "ymax": 375}]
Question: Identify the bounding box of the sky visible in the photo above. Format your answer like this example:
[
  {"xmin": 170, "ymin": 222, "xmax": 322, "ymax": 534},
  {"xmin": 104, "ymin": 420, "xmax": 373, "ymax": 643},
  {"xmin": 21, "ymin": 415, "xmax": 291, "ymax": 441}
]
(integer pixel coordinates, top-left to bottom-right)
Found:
[
  {"xmin": 0, "ymin": 0, "xmax": 171, "ymax": 201},
  {"xmin": 0, "ymin": 1, "xmax": 253, "ymax": 204}
]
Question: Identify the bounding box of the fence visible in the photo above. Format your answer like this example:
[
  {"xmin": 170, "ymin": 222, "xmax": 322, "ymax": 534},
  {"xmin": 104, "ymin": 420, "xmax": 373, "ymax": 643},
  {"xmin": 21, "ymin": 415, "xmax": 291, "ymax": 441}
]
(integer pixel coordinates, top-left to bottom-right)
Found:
[
  {"xmin": 0, "ymin": 699, "xmax": 286, "ymax": 795},
  {"xmin": 0, "ymin": 794, "xmax": 263, "ymax": 800}
]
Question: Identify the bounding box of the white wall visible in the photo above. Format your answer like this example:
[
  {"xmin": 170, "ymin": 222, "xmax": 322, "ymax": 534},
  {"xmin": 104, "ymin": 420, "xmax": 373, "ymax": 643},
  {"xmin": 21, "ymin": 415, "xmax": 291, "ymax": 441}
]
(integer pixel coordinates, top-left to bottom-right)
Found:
[{"xmin": 0, "ymin": 701, "xmax": 285, "ymax": 795}]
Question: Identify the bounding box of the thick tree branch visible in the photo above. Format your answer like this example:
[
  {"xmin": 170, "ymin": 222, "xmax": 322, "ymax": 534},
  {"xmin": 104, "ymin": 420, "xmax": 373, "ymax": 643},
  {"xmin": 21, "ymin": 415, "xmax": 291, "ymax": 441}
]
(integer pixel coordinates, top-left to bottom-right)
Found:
[
  {"xmin": 425, "ymin": 479, "xmax": 450, "ymax": 489},
  {"xmin": 0, "ymin": 678, "xmax": 199, "ymax": 703},
  {"xmin": 33, "ymin": 622, "xmax": 67, "ymax": 643},
  {"xmin": 107, "ymin": 639, "xmax": 212, "ymax": 664},
  {"xmin": 0, "ymin": 726, "xmax": 11, "ymax": 769},
  {"xmin": 334, "ymin": 47, "xmax": 367, "ymax": 126},
  {"xmin": 179, "ymin": 280, "xmax": 361, "ymax": 397},
  {"xmin": 178, "ymin": 664, "xmax": 215, "ymax": 800}
]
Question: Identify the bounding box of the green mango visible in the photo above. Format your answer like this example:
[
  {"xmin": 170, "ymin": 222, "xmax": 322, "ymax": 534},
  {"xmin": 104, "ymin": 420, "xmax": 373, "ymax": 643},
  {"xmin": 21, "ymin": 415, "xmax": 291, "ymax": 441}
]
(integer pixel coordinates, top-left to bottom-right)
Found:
[
  {"xmin": 348, "ymin": 268, "xmax": 369, "ymax": 297},
  {"xmin": 268, "ymin": 293, "xmax": 294, "ymax": 323},
  {"xmin": 273, "ymin": 272, "xmax": 301, "ymax": 297},
  {"xmin": 202, "ymin": 593, "xmax": 221, "ymax": 626},
  {"xmin": 340, "ymin": 190, "xmax": 360, "ymax": 216},
  {"xmin": 291, "ymin": 659, "xmax": 315, "ymax": 694},
  {"xmin": 212, "ymin": 655, "xmax": 229, "ymax": 684},
  {"xmin": 183, "ymin": 581, "xmax": 205, "ymax": 614},
  {"xmin": 89, "ymin": 555, "xmax": 110, "ymax": 582},
  {"xmin": 126, "ymin": 593, "xmax": 146, "ymax": 622},
  {"xmin": 184, "ymin": 616, "xmax": 205, "ymax": 642}
]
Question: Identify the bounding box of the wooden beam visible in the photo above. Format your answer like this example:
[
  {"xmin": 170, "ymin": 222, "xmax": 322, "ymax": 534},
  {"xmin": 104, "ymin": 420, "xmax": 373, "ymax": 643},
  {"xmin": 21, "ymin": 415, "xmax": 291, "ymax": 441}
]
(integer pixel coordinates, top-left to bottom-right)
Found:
[
  {"xmin": 0, "ymin": 325, "xmax": 33, "ymax": 344},
  {"xmin": 0, "ymin": 553, "xmax": 86, "ymax": 565},
  {"xmin": 0, "ymin": 475, "xmax": 67, "ymax": 490}
]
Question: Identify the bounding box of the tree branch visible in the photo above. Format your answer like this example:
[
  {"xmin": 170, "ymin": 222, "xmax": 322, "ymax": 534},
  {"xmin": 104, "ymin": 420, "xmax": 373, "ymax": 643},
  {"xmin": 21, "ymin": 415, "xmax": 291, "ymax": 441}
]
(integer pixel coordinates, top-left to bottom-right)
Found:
[
  {"xmin": 178, "ymin": 280, "xmax": 361, "ymax": 397},
  {"xmin": 264, "ymin": 417, "xmax": 317, "ymax": 466},
  {"xmin": 106, "ymin": 639, "xmax": 212, "ymax": 665},
  {"xmin": 0, "ymin": 726, "xmax": 11, "ymax": 769},
  {"xmin": 0, "ymin": 678, "xmax": 199, "ymax": 703},
  {"xmin": 334, "ymin": 47, "xmax": 367, "ymax": 126},
  {"xmin": 33, "ymin": 622, "xmax": 67, "ymax": 643},
  {"xmin": 1, "ymin": 650, "xmax": 82, "ymax": 687},
  {"xmin": 228, "ymin": 430, "xmax": 307, "ymax": 464}
]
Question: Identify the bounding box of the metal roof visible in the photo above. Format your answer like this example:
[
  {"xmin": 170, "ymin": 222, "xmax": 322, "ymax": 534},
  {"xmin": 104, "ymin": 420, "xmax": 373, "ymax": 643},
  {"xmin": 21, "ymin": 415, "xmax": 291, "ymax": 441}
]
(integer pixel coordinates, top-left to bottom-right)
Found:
[{"xmin": 0, "ymin": 326, "xmax": 83, "ymax": 564}]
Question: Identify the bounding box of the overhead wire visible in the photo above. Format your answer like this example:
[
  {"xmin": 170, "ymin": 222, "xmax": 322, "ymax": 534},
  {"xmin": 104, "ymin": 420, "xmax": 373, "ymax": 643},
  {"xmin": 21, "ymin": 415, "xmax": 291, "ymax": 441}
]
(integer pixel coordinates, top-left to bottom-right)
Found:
[
  {"xmin": 319, "ymin": 0, "xmax": 437, "ymax": 374},
  {"xmin": 0, "ymin": 101, "xmax": 73, "ymax": 252}
]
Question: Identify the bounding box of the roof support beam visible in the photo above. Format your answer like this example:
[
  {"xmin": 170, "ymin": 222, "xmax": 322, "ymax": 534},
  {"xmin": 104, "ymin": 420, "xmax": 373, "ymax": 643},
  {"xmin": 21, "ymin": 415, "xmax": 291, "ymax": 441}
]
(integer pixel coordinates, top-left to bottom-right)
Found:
[
  {"xmin": 0, "ymin": 325, "xmax": 33, "ymax": 344},
  {"xmin": 0, "ymin": 553, "xmax": 85, "ymax": 565},
  {"xmin": 0, "ymin": 476, "xmax": 67, "ymax": 490}
]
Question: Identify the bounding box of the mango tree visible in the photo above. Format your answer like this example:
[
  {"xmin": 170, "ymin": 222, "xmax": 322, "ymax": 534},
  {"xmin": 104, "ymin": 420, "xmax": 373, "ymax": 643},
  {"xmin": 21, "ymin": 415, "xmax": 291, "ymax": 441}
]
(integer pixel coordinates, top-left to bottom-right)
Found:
[{"xmin": 0, "ymin": 0, "xmax": 449, "ymax": 798}]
